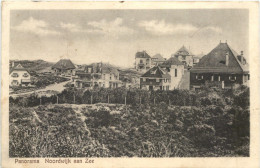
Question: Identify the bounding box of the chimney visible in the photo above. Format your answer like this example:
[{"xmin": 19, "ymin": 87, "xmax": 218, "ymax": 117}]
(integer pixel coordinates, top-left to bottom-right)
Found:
[
  {"xmin": 241, "ymin": 51, "xmax": 244, "ymax": 64},
  {"xmin": 225, "ymin": 52, "xmax": 229, "ymax": 66}
]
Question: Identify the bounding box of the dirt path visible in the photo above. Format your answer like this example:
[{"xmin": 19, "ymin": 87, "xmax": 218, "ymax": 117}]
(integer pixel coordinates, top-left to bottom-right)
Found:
[{"xmin": 10, "ymin": 79, "xmax": 71, "ymax": 98}]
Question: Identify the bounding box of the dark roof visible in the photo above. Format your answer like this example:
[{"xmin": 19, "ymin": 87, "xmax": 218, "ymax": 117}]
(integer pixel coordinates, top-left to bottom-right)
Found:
[
  {"xmin": 52, "ymin": 59, "xmax": 76, "ymax": 70},
  {"xmin": 191, "ymin": 43, "xmax": 249, "ymax": 73},
  {"xmin": 135, "ymin": 51, "xmax": 151, "ymax": 58},
  {"xmin": 10, "ymin": 64, "xmax": 29, "ymax": 74},
  {"xmin": 173, "ymin": 46, "xmax": 193, "ymax": 56},
  {"xmin": 161, "ymin": 57, "xmax": 184, "ymax": 68},
  {"xmin": 86, "ymin": 63, "xmax": 119, "ymax": 75},
  {"xmin": 141, "ymin": 66, "xmax": 170, "ymax": 79}
]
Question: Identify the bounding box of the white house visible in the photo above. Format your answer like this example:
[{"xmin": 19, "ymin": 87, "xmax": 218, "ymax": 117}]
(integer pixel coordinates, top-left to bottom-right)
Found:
[
  {"xmin": 75, "ymin": 63, "xmax": 122, "ymax": 89},
  {"xmin": 9, "ymin": 63, "xmax": 31, "ymax": 87},
  {"xmin": 135, "ymin": 51, "xmax": 152, "ymax": 73},
  {"xmin": 160, "ymin": 57, "xmax": 185, "ymax": 90}
]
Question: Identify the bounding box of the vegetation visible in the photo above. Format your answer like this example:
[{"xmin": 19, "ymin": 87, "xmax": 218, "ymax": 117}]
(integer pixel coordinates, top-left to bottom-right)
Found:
[{"xmin": 9, "ymin": 86, "xmax": 249, "ymax": 157}]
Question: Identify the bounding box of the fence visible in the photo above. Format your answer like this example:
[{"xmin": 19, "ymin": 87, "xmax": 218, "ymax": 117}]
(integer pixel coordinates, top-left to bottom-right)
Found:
[{"xmin": 9, "ymin": 87, "xmax": 231, "ymax": 108}]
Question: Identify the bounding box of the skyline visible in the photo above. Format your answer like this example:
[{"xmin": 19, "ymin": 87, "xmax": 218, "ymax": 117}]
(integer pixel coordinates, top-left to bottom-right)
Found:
[{"xmin": 10, "ymin": 9, "xmax": 249, "ymax": 68}]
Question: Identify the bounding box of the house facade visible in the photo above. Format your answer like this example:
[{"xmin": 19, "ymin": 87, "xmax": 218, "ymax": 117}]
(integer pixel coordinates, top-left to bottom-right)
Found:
[
  {"xmin": 172, "ymin": 46, "xmax": 194, "ymax": 68},
  {"xmin": 135, "ymin": 51, "xmax": 152, "ymax": 73},
  {"xmin": 75, "ymin": 63, "xmax": 121, "ymax": 89},
  {"xmin": 9, "ymin": 64, "xmax": 31, "ymax": 87},
  {"xmin": 52, "ymin": 59, "xmax": 76, "ymax": 77},
  {"xmin": 160, "ymin": 57, "xmax": 185, "ymax": 90},
  {"xmin": 190, "ymin": 42, "xmax": 249, "ymax": 90},
  {"xmin": 140, "ymin": 66, "xmax": 171, "ymax": 91}
]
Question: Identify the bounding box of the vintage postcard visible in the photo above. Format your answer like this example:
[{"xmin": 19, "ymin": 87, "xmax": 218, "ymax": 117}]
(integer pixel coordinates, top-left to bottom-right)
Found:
[{"xmin": 1, "ymin": 1, "xmax": 260, "ymax": 168}]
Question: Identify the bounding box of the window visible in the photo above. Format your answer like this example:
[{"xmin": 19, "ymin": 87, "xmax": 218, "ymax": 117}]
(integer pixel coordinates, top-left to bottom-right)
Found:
[
  {"xmin": 88, "ymin": 67, "xmax": 92, "ymax": 73},
  {"xmin": 229, "ymin": 75, "xmax": 236, "ymax": 81},
  {"xmin": 156, "ymin": 78, "xmax": 159, "ymax": 82},
  {"xmin": 12, "ymin": 80, "xmax": 18, "ymax": 85},
  {"xmin": 175, "ymin": 69, "xmax": 177, "ymax": 77},
  {"xmin": 196, "ymin": 74, "xmax": 203, "ymax": 80},
  {"xmin": 143, "ymin": 78, "xmax": 146, "ymax": 82},
  {"xmin": 110, "ymin": 74, "xmax": 112, "ymax": 80},
  {"xmin": 23, "ymin": 73, "xmax": 29, "ymax": 77},
  {"xmin": 140, "ymin": 60, "xmax": 143, "ymax": 64},
  {"xmin": 11, "ymin": 73, "xmax": 19, "ymax": 78},
  {"xmin": 211, "ymin": 75, "xmax": 214, "ymax": 81}
]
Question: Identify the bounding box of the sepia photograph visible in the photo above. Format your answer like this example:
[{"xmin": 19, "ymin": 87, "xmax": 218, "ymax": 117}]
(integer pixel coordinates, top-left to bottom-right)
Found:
[{"xmin": 2, "ymin": 1, "xmax": 260, "ymax": 168}]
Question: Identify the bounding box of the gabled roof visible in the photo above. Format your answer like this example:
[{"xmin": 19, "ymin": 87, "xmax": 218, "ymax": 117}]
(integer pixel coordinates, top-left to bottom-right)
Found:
[
  {"xmin": 87, "ymin": 63, "xmax": 119, "ymax": 76},
  {"xmin": 52, "ymin": 59, "xmax": 76, "ymax": 70},
  {"xmin": 160, "ymin": 57, "xmax": 184, "ymax": 68},
  {"xmin": 173, "ymin": 45, "xmax": 193, "ymax": 56},
  {"xmin": 141, "ymin": 66, "xmax": 170, "ymax": 79},
  {"xmin": 152, "ymin": 54, "xmax": 165, "ymax": 62},
  {"xmin": 135, "ymin": 51, "xmax": 151, "ymax": 58},
  {"xmin": 10, "ymin": 64, "xmax": 29, "ymax": 74},
  {"xmin": 191, "ymin": 42, "xmax": 249, "ymax": 73}
]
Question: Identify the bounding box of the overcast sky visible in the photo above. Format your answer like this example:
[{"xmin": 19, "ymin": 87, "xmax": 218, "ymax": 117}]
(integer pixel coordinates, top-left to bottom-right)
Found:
[{"xmin": 10, "ymin": 9, "xmax": 248, "ymax": 68}]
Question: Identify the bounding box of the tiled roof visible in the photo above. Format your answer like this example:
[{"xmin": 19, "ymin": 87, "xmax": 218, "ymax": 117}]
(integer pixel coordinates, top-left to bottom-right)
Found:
[
  {"xmin": 161, "ymin": 57, "xmax": 184, "ymax": 68},
  {"xmin": 141, "ymin": 66, "xmax": 170, "ymax": 79},
  {"xmin": 173, "ymin": 45, "xmax": 193, "ymax": 56},
  {"xmin": 87, "ymin": 63, "xmax": 119, "ymax": 76},
  {"xmin": 152, "ymin": 54, "xmax": 165, "ymax": 62},
  {"xmin": 52, "ymin": 59, "xmax": 76, "ymax": 70},
  {"xmin": 10, "ymin": 64, "xmax": 29, "ymax": 74},
  {"xmin": 191, "ymin": 43, "xmax": 249, "ymax": 73},
  {"xmin": 135, "ymin": 51, "xmax": 151, "ymax": 58}
]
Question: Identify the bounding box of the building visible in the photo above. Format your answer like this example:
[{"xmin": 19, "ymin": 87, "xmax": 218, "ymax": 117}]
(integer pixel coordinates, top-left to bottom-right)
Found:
[
  {"xmin": 140, "ymin": 65, "xmax": 171, "ymax": 91},
  {"xmin": 52, "ymin": 59, "xmax": 76, "ymax": 76},
  {"xmin": 160, "ymin": 57, "xmax": 185, "ymax": 90},
  {"xmin": 9, "ymin": 63, "xmax": 31, "ymax": 87},
  {"xmin": 172, "ymin": 45, "xmax": 194, "ymax": 68},
  {"xmin": 135, "ymin": 51, "xmax": 152, "ymax": 73},
  {"xmin": 193, "ymin": 52, "xmax": 204, "ymax": 65},
  {"xmin": 75, "ymin": 63, "xmax": 121, "ymax": 89},
  {"xmin": 190, "ymin": 42, "xmax": 249, "ymax": 90},
  {"xmin": 151, "ymin": 54, "xmax": 167, "ymax": 66}
]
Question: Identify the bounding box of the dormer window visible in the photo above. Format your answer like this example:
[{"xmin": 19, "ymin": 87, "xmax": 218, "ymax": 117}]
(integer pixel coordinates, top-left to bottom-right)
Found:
[
  {"xmin": 12, "ymin": 73, "xmax": 19, "ymax": 78},
  {"xmin": 150, "ymin": 70, "xmax": 156, "ymax": 75}
]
